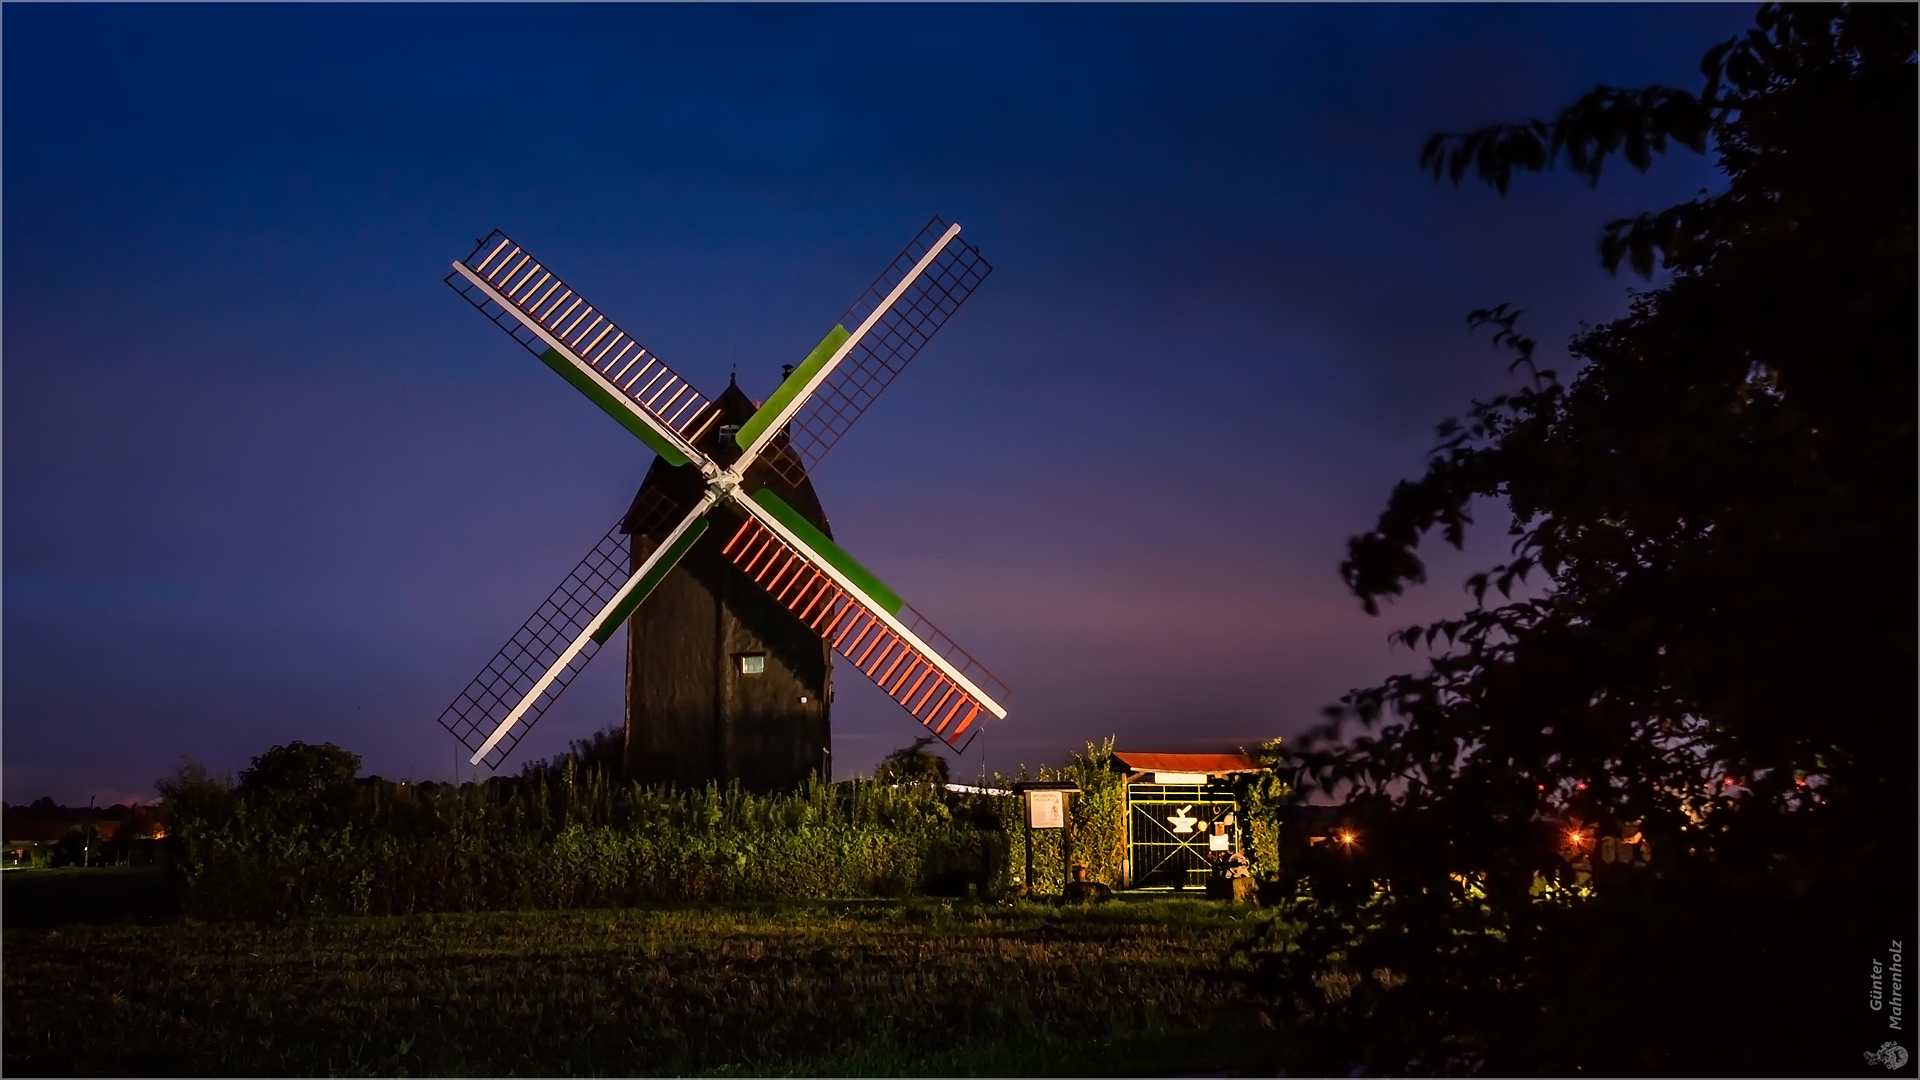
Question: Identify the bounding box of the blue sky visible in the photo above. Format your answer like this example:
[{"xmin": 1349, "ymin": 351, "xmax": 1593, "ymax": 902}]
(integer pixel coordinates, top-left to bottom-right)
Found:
[{"xmin": 4, "ymin": 3, "xmax": 1753, "ymax": 802}]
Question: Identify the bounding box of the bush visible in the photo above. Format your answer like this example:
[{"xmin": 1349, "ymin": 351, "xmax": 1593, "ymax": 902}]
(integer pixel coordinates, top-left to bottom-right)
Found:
[
  {"xmin": 994, "ymin": 739, "xmax": 1128, "ymax": 894},
  {"xmin": 164, "ymin": 757, "xmax": 1010, "ymax": 919}
]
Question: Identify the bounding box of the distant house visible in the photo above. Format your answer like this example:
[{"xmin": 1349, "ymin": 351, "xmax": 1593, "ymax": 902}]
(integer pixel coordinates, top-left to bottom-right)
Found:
[
  {"xmin": 3, "ymin": 804, "xmax": 164, "ymax": 866},
  {"xmin": 1276, "ymin": 803, "xmax": 1350, "ymax": 847},
  {"xmin": 3, "ymin": 818, "xmax": 75, "ymax": 865}
]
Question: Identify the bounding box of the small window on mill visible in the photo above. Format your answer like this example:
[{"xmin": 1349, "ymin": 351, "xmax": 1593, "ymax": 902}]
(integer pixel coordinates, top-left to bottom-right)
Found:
[{"xmin": 737, "ymin": 654, "xmax": 766, "ymax": 675}]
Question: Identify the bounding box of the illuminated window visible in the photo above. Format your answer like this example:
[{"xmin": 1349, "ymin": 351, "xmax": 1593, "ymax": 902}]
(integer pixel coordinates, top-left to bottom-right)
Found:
[{"xmin": 737, "ymin": 654, "xmax": 766, "ymax": 675}]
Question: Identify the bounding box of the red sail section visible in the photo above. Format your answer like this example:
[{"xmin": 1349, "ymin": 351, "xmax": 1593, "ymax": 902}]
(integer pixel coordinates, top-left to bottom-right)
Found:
[{"xmin": 721, "ymin": 516, "xmax": 985, "ymax": 750}]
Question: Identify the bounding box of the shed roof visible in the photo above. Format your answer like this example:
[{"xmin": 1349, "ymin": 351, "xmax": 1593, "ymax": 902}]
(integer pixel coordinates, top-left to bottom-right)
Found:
[{"xmin": 1112, "ymin": 751, "xmax": 1264, "ymax": 775}]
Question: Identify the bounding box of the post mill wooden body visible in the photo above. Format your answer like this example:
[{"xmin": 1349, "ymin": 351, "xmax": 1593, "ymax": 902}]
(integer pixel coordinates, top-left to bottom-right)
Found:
[
  {"xmin": 432, "ymin": 218, "xmax": 1010, "ymax": 782},
  {"xmin": 619, "ymin": 378, "xmax": 835, "ymax": 789}
]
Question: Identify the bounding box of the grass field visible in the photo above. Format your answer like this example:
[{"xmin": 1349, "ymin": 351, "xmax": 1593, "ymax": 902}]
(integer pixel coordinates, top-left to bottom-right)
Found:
[
  {"xmin": 2, "ymin": 893, "xmax": 1285, "ymax": 1077},
  {"xmin": 2, "ymin": 865, "xmax": 174, "ymax": 926}
]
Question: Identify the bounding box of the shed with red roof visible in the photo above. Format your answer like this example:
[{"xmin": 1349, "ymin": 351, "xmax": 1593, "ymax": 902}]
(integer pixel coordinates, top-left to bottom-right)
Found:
[{"xmin": 1110, "ymin": 750, "xmax": 1270, "ymax": 889}]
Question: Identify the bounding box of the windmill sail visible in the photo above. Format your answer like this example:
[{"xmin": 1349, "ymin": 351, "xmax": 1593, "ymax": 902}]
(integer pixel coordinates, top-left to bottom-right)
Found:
[
  {"xmin": 721, "ymin": 489, "xmax": 1008, "ymax": 751},
  {"xmin": 435, "ymin": 217, "xmax": 1008, "ymax": 772},
  {"xmin": 438, "ymin": 501, "xmax": 712, "ymax": 768},
  {"xmin": 447, "ymin": 231, "xmax": 722, "ymax": 467},
  {"xmin": 738, "ymin": 217, "xmax": 993, "ymax": 486}
]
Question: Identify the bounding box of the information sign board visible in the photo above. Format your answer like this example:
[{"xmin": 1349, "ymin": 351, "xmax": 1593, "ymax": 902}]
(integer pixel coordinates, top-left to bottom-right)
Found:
[{"xmin": 1027, "ymin": 789, "xmax": 1065, "ymax": 829}]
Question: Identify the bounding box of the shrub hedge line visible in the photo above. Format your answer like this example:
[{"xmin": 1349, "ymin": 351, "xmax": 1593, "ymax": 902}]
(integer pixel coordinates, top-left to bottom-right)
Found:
[
  {"xmin": 162, "ymin": 739, "xmax": 1284, "ymax": 918},
  {"xmin": 167, "ymin": 766, "xmax": 1009, "ymax": 919}
]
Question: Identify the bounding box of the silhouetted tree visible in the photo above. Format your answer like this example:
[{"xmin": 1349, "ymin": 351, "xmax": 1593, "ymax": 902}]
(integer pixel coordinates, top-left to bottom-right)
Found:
[
  {"xmin": 236, "ymin": 741, "xmax": 362, "ymax": 827},
  {"xmin": 520, "ymin": 725, "xmax": 626, "ymax": 781},
  {"xmin": 238, "ymin": 741, "xmax": 360, "ymax": 795},
  {"xmin": 153, "ymin": 753, "xmax": 228, "ymax": 818},
  {"xmin": 874, "ymin": 737, "xmax": 950, "ymax": 786},
  {"xmin": 1257, "ymin": 6, "xmax": 1915, "ymax": 1075}
]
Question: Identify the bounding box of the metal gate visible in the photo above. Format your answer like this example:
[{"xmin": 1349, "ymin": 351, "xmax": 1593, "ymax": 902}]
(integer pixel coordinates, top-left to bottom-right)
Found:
[{"xmin": 1126, "ymin": 783, "xmax": 1240, "ymax": 889}]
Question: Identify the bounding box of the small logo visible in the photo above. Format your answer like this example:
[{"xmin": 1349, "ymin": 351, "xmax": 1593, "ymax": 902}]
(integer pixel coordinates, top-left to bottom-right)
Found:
[
  {"xmin": 1167, "ymin": 806, "xmax": 1197, "ymax": 834},
  {"xmin": 1864, "ymin": 1041, "xmax": 1908, "ymax": 1070}
]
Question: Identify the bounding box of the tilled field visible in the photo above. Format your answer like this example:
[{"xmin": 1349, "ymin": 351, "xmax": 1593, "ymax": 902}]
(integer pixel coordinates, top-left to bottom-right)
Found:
[{"xmin": 2, "ymin": 897, "xmax": 1283, "ymax": 1077}]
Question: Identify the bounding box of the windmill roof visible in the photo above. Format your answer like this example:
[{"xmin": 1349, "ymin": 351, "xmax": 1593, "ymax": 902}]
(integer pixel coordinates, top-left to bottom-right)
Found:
[
  {"xmin": 711, "ymin": 375, "xmax": 760, "ymax": 421},
  {"xmin": 1112, "ymin": 751, "xmax": 1265, "ymax": 775},
  {"xmin": 620, "ymin": 372, "xmax": 832, "ymax": 540}
]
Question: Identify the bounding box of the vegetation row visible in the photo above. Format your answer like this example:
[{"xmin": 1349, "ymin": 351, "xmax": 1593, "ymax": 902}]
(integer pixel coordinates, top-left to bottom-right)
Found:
[{"xmin": 157, "ymin": 736, "xmax": 1285, "ymax": 919}]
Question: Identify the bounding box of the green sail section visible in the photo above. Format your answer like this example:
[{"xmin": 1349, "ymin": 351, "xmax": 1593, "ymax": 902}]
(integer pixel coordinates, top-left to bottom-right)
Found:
[
  {"xmin": 538, "ymin": 348, "xmax": 690, "ymax": 467},
  {"xmin": 751, "ymin": 489, "xmax": 904, "ymax": 615},
  {"xmin": 735, "ymin": 324, "xmax": 850, "ymax": 452},
  {"xmin": 590, "ymin": 518, "xmax": 709, "ymax": 644}
]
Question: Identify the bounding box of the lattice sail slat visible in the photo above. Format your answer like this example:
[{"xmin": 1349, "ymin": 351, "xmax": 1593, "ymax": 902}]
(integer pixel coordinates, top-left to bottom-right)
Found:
[
  {"xmin": 719, "ymin": 514, "xmax": 1007, "ymax": 751},
  {"xmin": 447, "ymin": 230, "xmax": 723, "ymax": 450},
  {"xmin": 762, "ymin": 216, "xmax": 993, "ymax": 486},
  {"xmin": 434, "ymin": 520, "xmax": 632, "ymax": 769}
]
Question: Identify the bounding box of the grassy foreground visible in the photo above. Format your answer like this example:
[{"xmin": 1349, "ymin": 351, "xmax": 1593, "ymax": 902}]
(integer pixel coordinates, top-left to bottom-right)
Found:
[{"xmin": 3, "ymin": 896, "xmax": 1284, "ymax": 1077}]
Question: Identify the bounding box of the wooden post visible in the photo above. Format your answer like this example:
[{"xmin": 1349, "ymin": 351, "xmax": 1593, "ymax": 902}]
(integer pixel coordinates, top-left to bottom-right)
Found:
[
  {"xmin": 1024, "ymin": 794, "xmax": 1035, "ymax": 896},
  {"xmin": 1061, "ymin": 792, "xmax": 1074, "ymax": 886}
]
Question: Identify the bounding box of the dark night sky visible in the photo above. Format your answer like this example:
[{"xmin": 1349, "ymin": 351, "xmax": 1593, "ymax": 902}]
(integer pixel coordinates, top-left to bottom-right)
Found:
[{"xmin": 4, "ymin": 4, "xmax": 1751, "ymax": 803}]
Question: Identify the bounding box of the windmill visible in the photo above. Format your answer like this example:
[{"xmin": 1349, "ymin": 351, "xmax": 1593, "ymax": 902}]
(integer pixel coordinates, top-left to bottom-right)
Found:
[{"xmin": 435, "ymin": 217, "xmax": 1009, "ymax": 777}]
